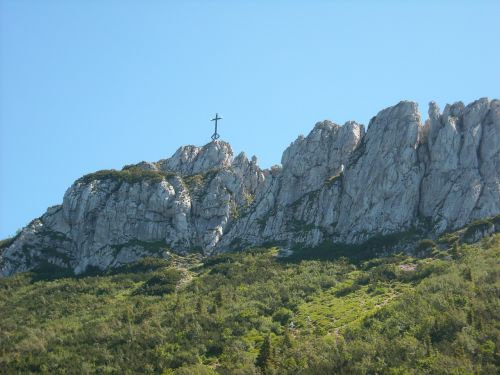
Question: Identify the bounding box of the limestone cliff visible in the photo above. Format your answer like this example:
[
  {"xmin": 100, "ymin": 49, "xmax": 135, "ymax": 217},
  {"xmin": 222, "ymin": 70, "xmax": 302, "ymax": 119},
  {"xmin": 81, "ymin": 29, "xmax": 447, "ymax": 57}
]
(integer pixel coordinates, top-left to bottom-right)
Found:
[{"xmin": 1, "ymin": 98, "xmax": 499, "ymax": 276}]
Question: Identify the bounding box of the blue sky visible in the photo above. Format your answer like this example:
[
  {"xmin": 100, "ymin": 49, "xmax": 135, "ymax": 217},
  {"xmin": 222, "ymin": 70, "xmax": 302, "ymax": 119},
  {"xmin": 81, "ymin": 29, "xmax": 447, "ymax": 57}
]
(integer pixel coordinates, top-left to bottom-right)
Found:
[{"xmin": 1, "ymin": 0, "xmax": 499, "ymax": 238}]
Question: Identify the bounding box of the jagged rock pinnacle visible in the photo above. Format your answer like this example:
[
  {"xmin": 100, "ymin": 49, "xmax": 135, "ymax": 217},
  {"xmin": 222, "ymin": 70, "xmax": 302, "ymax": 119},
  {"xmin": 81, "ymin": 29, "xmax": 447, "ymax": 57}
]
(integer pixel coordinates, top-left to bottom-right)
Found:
[{"xmin": 1, "ymin": 98, "xmax": 499, "ymax": 276}]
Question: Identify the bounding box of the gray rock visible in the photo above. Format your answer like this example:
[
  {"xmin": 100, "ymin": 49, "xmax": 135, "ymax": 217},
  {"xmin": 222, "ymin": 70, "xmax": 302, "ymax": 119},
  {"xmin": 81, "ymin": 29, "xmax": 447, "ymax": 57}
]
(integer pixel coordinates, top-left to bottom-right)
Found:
[
  {"xmin": 336, "ymin": 101, "xmax": 424, "ymax": 242},
  {"xmin": 420, "ymin": 98, "xmax": 499, "ymax": 232},
  {"xmin": 2, "ymin": 98, "xmax": 499, "ymax": 276},
  {"xmin": 219, "ymin": 119, "xmax": 364, "ymax": 248},
  {"xmin": 0, "ymin": 140, "xmax": 266, "ymax": 275},
  {"xmin": 279, "ymin": 120, "xmax": 364, "ymax": 205},
  {"xmin": 158, "ymin": 140, "xmax": 233, "ymax": 176}
]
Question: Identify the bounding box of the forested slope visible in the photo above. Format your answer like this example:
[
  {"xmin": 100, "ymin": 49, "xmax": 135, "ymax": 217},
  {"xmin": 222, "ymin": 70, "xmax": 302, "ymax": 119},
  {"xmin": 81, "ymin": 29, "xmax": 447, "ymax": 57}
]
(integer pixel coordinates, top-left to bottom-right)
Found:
[{"xmin": 1, "ymin": 232, "xmax": 498, "ymax": 374}]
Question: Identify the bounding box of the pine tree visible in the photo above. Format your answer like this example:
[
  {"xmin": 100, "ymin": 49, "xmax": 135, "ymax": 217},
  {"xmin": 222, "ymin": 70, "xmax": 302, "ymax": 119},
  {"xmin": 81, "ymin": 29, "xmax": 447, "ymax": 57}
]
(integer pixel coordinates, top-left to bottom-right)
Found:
[
  {"xmin": 196, "ymin": 298, "xmax": 204, "ymax": 314},
  {"xmin": 283, "ymin": 327, "xmax": 293, "ymax": 348},
  {"xmin": 215, "ymin": 290, "xmax": 223, "ymax": 307},
  {"xmin": 256, "ymin": 335, "xmax": 274, "ymax": 374},
  {"xmin": 451, "ymin": 241, "xmax": 461, "ymax": 259}
]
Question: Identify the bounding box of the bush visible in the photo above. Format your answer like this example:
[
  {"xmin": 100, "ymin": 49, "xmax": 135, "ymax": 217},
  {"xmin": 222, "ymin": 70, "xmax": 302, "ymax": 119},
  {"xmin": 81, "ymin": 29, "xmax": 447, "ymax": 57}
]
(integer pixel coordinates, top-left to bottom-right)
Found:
[
  {"xmin": 335, "ymin": 282, "xmax": 361, "ymax": 297},
  {"xmin": 113, "ymin": 257, "xmax": 171, "ymax": 274},
  {"xmin": 172, "ymin": 364, "xmax": 217, "ymax": 375},
  {"xmin": 273, "ymin": 307, "xmax": 294, "ymax": 324},
  {"xmin": 77, "ymin": 167, "xmax": 170, "ymax": 185},
  {"xmin": 463, "ymin": 219, "xmax": 494, "ymax": 241},
  {"xmin": 369, "ymin": 264, "xmax": 397, "ymax": 282},
  {"xmin": 135, "ymin": 268, "xmax": 183, "ymax": 296},
  {"xmin": 0, "ymin": 236, "xmax": 16, "ymax": 251},
  {"xmin": 416, "ymin": 239, "xmax": 436, "ymax": 254},
  {"xmin": 30, "ymin": 261, "xmax": 74, "ymax": 281}
]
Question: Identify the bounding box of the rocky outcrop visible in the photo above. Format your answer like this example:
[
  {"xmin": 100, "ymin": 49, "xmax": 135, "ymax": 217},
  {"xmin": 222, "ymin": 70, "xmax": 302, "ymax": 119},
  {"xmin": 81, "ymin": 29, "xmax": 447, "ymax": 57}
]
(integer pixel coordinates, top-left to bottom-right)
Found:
[
  {"xmin": 335, "ymin": 101, "xmax": 424, "ymax": 242},
  {"xmin": 420, "ymin": 98, "xmax": 500, "ymax": 232},
  {"xmin": 278, "ymin": 120, "xmax": 365, "ymax": 205},
  {"xmin": 157, "ymin": 141, "xmax": 234, "ymax": 176},
  {"xmin": 1, "ymin": 98, "xmax": 499, "ymax": 276},
  {"xmin": 217, "ymin": 120, "xmax": 365, "ymax": 249},
  {"xmin": 1, "ymin": 141, "xmax": 265, "ymax": 274}
]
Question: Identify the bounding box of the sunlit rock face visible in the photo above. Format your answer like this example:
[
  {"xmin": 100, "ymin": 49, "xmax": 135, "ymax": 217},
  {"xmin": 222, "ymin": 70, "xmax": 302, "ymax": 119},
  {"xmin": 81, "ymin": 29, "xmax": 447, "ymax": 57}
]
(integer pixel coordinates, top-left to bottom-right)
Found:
[
  {"xmin": 0, "ymin": 140, "xmax": 265, "ymax": 274},
  {"xmin": 420, "ymin": 98, "xmax": 500, "ymax": 232},
  {"xmin": 218, "ymin": 119, "xmax": 366, "ymax": 249},
  {"xmin": 2, "ymin": 98, "xmax": 499, "ymax": 276},
  {"xmin": 157, "ymin": 140, "xmax": 234, "ymax": 176},
  {"xmin": 335, "ymin": 101, "xmax": 424, "ymax": 242}
]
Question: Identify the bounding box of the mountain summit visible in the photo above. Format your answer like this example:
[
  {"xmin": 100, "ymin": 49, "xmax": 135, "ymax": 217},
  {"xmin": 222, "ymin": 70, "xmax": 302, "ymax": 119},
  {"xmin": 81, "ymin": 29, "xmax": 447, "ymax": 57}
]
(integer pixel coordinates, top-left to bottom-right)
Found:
[{"xmin": 1, "ymin": 98, "xmax": 499, "ymax": 276}]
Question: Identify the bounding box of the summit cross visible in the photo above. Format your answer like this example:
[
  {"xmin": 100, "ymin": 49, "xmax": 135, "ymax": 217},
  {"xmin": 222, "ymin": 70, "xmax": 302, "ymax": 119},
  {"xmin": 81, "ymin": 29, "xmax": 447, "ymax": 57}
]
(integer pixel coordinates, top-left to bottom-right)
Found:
[{"xmin": 210, "ymin": 113, "xmax": 222, "ymax": 141}]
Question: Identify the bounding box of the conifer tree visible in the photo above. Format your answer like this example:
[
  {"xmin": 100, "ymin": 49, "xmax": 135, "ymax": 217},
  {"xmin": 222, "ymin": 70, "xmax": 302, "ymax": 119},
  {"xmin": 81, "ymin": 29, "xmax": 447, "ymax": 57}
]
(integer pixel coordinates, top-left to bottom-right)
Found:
[{"xmin": 256, "ymin": 335, "xmax": 274, "ymax": 374}]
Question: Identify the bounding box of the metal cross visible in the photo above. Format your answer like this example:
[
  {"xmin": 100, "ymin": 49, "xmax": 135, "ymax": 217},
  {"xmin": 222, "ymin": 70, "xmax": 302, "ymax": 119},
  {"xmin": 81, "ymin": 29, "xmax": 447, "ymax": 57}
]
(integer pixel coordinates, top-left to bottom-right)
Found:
[{"xmin": 211, "ymin": 113, "xmax": 222, "ymax": 141}]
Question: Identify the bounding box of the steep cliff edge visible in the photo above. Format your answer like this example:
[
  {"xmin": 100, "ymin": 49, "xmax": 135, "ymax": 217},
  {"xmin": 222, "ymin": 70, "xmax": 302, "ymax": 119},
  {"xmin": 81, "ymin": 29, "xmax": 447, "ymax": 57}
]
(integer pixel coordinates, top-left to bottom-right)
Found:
[{"xmin": 1, "ymin": 98, "xmax": 499, "ymax": 276}]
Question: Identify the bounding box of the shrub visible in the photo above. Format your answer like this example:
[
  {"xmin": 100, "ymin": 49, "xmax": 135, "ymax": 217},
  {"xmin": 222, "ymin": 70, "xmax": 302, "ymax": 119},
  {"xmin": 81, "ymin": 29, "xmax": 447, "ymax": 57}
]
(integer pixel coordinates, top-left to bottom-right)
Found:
[
  {"xmin": 335, "ymin": 282, "xmax": 361, "ymax": 297},
  {"xmin": 172, "ymin": 364, "xmax": 217, "ymax": 375},
  {"xmin": 438, "ymin": 232, "xmax": 460, "ymax": 245},
  {"xmin": 135, "ymin": 268, "xmax": 183, "ymax": 296},
  {"xmin": 0, "ymin": 236, "xmax": 16, "ymax": 251},
  {"xmin": 416, "ymin": 239, "xmax": 436, "ymax": 253},
  {"xmin": 272, "ymin": 307, "xmax": 294, "ymax": 324},
  {"xmin": 463, "ymin": 219, "xmax": 494, "ymax": 240},
  {"xmin": 112, "ymin": 257, "xmax": 171, "ymax": 274},
  {"xmin": 77, "ymin": 167, "xmax": 169, "ymax": 185},
  {"xmin": 30, "ymin": 261, "xmax": 74, "ymax": 281},
  {"xmin": 369, "ymin": 264, "xmax": 397, "ymax": 282}
]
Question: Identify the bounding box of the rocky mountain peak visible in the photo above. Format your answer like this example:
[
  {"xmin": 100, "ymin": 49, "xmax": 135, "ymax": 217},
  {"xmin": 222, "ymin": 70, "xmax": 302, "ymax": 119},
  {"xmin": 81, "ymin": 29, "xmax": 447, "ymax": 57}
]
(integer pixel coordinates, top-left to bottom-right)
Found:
[
  {"xmin": 159, "ymin": 140, "xmax": 233, "ymax": 176},
  {"xmin": 1, "ymin": 98, "xmax": 499, "ymax": 276}
]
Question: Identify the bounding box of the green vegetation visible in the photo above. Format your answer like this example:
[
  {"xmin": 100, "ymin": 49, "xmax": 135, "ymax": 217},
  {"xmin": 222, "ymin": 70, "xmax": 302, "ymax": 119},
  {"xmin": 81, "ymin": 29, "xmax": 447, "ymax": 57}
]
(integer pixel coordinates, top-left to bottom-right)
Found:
[
  {"xmin": 110, "ymin": 240, "xmax": 170, "ymax": 257},
  {"xmin": 416, "ymin": 238, "xmax": 437, "ymax": 253},
  {"xmin": 183, "ymin": 170, "xmax": 218, "ymax": 196},
  {"xmin": 288, "ymin": 229, "xmax": 422, "ymax": 264},
  {"xmin": 243, "ymin": 191, "xmax": 255, "ymax": 207},
  {"xmin": 77, "ymin": 166, "xmax": 173, "ymax": 185},
  {"xmin": 230, "ymin": 201, "xmax": 240, "ymax": 220},
  {"xmin": 463, "ymin": 218, "xmax": 495, "ymax": 241},
  {"xmin": 135, "ymin": 269, "xmax": 184, "ymax": 296},
  {"xmin": 0, "ymin": 236, "xmax": 16, "ymax": 251},
  {"xmin": 0, "ymin": 234, "xmax": 498, "ymax": 374}
]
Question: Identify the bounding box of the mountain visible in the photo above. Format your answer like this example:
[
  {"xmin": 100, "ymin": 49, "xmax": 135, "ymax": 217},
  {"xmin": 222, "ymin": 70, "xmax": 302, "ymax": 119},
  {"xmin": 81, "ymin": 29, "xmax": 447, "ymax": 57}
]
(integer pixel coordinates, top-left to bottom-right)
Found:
[{"xmin": 1, "ymin": 98, "xmax": 499, "ymax": 276}]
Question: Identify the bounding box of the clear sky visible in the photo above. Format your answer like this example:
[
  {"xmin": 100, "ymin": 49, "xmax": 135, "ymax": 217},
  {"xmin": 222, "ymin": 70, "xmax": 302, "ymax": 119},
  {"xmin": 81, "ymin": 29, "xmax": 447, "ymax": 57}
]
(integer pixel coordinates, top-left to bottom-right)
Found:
[{"xmin": 1, "ymin": 0, "xmax": 499, "ymax": 238}]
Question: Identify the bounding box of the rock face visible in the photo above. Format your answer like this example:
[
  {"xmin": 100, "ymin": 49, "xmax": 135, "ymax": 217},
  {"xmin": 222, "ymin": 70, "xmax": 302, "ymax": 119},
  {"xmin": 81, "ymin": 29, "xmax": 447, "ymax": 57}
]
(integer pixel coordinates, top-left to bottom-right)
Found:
[
  {"xmin": 217, "ymin": 120, "xmax": 366, "ymax": 249},
  {"xmin": 336, "ymin": 101, "xmax": 424, "ymax": 242},
  {"xmin": 1, "ymin": 98, "xmax": 499, "ymax": 276},
  {"xmin": 420, "ymin": 98, "xmax": 500, "ymax": 232},
  {"xmin": 1, "ymin": 141, "xmax": 265, "ymax": 275}
]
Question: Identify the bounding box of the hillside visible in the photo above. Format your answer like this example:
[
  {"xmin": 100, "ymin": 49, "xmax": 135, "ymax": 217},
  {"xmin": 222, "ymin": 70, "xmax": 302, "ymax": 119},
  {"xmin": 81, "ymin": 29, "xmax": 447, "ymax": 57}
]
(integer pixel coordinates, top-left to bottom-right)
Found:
[{"xmin": 0, "ymin": 229, "xmax": 498, "ymax": 374}]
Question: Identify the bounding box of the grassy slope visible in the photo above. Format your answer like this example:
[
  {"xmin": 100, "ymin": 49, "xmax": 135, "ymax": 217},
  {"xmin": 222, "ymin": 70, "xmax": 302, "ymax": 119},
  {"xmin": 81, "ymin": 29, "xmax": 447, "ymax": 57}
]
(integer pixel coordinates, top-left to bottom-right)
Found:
[{"xmin": 0, "ymin": 236, "xmax": 498, "ymax": 374}]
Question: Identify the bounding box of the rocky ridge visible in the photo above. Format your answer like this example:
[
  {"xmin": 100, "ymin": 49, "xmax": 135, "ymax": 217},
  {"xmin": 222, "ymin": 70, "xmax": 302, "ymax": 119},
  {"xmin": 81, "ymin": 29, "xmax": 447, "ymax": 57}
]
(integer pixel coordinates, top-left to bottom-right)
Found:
[{"xmin": 1, "ymin": 98, "xmax": 499, "ymax": 276}]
